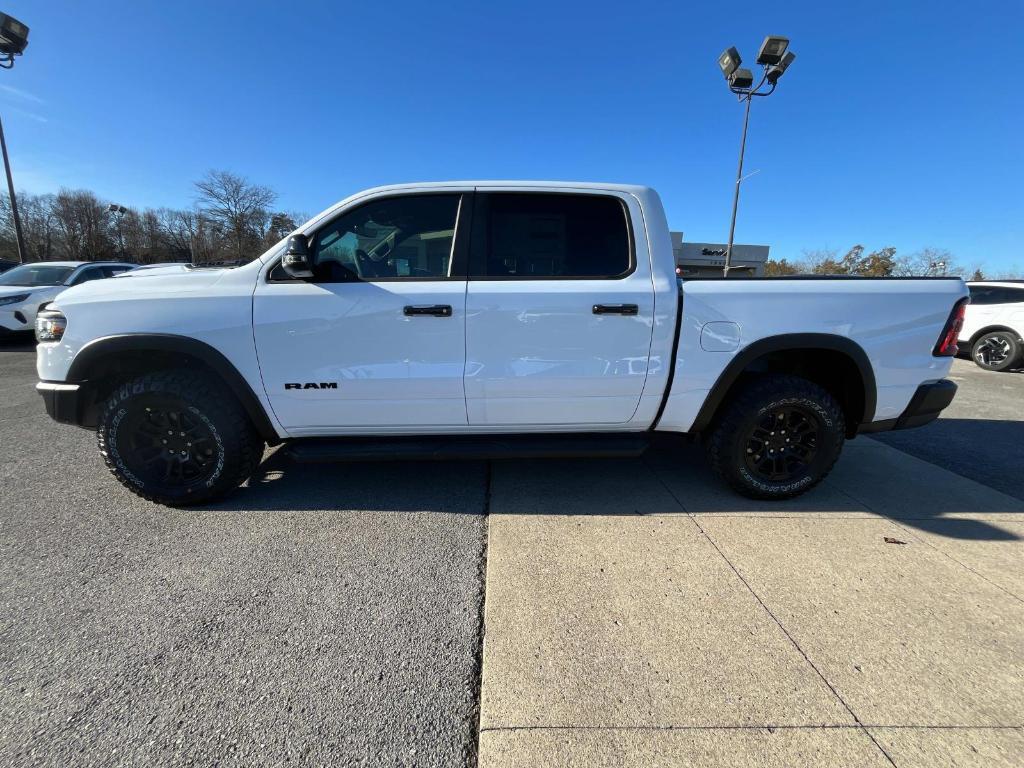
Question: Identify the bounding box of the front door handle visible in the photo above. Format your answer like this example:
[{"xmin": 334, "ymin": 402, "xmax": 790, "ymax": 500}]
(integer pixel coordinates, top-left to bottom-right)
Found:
[
  {"xmin": 593, "ymin": 303, "xmax": 639, "ymax": 315},
  {"xmin": 404, "ymin": 304, "xmax": 453, "ymax": 317}
]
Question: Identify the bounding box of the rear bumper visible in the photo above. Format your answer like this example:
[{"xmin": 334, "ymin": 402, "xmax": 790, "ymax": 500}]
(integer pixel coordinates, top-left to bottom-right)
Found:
[
  {"xmin": 37, "ymin": 381, "xmax": 86, "ymax": 426},
  {"xmin": 858, "ymin": 379, "xmax": 957, "ymax": 434}
]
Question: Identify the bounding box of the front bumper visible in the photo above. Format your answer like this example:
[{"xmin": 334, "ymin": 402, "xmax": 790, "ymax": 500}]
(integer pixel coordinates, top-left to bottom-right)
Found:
[
  {"xmin": 859, "ymin": 379, "xmax": 957, "ymax": 434},
  {"xmin": 37, "ymin": 381, "xmax": 86, "ymax": 426},
  {"xmin": 0, "ymin": 302, "xmax": 37, "ymax": 333}
]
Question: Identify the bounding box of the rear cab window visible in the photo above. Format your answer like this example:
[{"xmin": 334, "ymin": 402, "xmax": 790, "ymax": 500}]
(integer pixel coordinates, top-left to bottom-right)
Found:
[{"xmin": 470, "ymin": 193, "xmax": 632, "ymax": 279}]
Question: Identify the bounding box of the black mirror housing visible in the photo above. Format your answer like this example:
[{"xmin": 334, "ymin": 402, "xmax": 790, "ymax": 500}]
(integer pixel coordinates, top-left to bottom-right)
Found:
[{"xmin": 282, "ymin": 234, "xmax": 313, "ymax": 279}]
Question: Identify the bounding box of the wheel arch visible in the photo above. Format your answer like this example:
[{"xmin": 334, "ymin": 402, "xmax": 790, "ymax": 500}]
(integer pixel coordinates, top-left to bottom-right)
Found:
[
  {"xmin": 689, "ymin": 333, "xmax": 876, "ymax": 439},
  {"xmin": 67, "ymin": 333, "xmax": 281, "ymax": 444}
]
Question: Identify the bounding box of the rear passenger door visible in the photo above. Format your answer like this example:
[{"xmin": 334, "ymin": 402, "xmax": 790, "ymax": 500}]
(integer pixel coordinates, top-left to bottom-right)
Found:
[{"xmin": 464, "ymin": 190, "xmax": 655, "ymax": 426}]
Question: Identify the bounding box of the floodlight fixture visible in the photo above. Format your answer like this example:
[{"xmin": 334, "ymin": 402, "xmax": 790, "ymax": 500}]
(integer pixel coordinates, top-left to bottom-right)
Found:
[
  {"xmin": 0, "ymin": 13, "xmax": 28, "ymax": 66},
  {"xmin": 718, "ymin": 47, "xmax": 741, "ymax": 80},
  {"xmin": 756, "ymin": 35, "xmax": 788, "ymax": 66},
  {"xmin": 765, "ymin": 51, "xmax": 796, "ymax": 84},
  {"xmin": 729, "ymin": 68, "xmax": 754, "ymax": 89}
]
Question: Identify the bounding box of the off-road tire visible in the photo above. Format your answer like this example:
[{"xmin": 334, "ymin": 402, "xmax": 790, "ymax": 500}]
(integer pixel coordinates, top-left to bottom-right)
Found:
[
  {"xmin": 98, "ymin": 370, "xmax": 264, "ymax": 507},
  {"xmin": 706, "ymin": 374, "xmax": 845, "ymax": 500},
  {"xmin": 971, "ymin": 331, "xmax": 1021, "ymax": 372}
]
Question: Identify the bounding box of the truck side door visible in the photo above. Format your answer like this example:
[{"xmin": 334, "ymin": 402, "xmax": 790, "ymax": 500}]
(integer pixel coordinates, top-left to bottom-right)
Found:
[
  {"xmin": 252, "ymin": 192, "xmax": 470, "ymax": 433},
  {"xmin": 464, "ymin": 190, "xmax": 655, "ymax": 426}
]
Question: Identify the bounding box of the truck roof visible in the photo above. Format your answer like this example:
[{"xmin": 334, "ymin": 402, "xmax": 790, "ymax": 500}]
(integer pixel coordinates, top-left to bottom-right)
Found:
[{"xmin": 352, "ymin": 180, "xmax": 655, "ymax": 195}]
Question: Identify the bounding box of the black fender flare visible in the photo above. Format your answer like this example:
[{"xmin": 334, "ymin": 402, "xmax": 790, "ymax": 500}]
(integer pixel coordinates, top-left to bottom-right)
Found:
[
  {"xmin": 67, "ymin": 333, "xmax": 281, "ymax": 444},
  {"xmin": 687, "ymin": 333, "xmax": 876, "ymax": 434}
]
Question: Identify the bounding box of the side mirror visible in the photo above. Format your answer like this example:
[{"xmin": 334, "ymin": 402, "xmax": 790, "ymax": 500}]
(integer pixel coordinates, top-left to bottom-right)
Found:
[{"xmin": 281, "ymin": 234, "xmax": 313, "ymax": 279}]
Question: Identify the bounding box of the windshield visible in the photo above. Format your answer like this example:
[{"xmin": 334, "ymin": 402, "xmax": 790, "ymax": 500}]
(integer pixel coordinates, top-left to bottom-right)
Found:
[{"xmin": 0, "ymin": 264, "xmax": 75, "ymax": 287}]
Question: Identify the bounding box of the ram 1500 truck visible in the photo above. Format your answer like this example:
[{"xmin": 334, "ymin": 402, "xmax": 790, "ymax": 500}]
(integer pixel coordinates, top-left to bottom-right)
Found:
[{"xmin": 35, "ymin": 182, "xmax": 968, "ymax": 506}]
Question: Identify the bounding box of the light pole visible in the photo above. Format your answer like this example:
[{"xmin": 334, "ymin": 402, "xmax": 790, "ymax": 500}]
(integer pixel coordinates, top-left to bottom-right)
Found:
[
  {"xmin": 108, "ymin": 204, "xmax": 128, "ymax": 260},
  {"xmin": 0, "ymin": 12, "xmax": 29, "ymax": 263},
  {"xmin": 717, "ymin": 36, "xmax": 796, "ymax": 277}
]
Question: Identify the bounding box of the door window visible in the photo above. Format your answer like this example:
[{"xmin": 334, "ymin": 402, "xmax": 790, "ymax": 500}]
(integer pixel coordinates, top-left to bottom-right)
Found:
[
  {"xmin": 309, "ymin": 194, "xmax": 462, "ymax": 282},
  {"xmin": 470, "ymin": 193, "xmax": 632, "ymax": 279},
  {"xmin": 969, "ymin": 285, "xmax": 1024, "ymax": 305},
  {"xmin": 69, "ymin": 266, "xmax": 106, "ymax": 285}
]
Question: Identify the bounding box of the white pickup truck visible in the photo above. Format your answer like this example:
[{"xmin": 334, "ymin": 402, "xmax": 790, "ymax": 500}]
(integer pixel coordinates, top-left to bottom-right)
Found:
[{"xmin": 36, "ymin": 182, "xmax": 968, "ymax": 506}]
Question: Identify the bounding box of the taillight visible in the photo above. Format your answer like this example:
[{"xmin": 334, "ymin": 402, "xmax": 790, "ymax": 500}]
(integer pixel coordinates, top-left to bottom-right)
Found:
[{"xmin": 933, "ymin": 297, "xmax": 968, "ymax": 356}]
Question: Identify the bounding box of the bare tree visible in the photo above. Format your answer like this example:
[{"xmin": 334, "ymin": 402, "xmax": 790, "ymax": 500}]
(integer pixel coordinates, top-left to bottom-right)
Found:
[
  {"xmin": 194, "ymin": 170, "xmax": 276, "ymax": 263},
  {"xmin": 893, "ymin": 247, "xmax": 963, "ymax": 277}
]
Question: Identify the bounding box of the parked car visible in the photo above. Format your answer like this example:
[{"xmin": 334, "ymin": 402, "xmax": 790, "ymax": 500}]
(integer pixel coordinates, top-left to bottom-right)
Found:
[
  {"xmin": 35, "ymin": 182, "xmax": 967, "ymax": 506},
  {"xmin": 0, "ymin": 261, "xmax": 135, "ymax": 337},
  {"xmin": 0, "ymin": 258, "xmax": 19, "ymax": 274},
  {"xmin": 959, "ymin": 281, "xmax": 1024, "ymax": 371}
]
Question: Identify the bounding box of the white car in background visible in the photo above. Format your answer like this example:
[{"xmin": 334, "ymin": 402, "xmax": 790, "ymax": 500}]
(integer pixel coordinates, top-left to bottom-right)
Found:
[
  {"xmin": 960, "ymin": 281, "xmax": 1024, "ymax": 371},
  {"xmin": 0, "ymin": 261, "xmax": 135, "ymax": 338}
]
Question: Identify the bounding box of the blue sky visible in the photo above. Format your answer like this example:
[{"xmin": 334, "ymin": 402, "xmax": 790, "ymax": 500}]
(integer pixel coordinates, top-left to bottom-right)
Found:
[{"xmin": 2, "ymin": 0, "xmax": 1022, "ymax": 272}]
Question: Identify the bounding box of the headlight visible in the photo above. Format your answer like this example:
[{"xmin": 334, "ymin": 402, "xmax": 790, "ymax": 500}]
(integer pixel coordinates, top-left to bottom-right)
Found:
[
  {"xmin": 35, "ymin": 309, "xmax": 67, "ymax": 342},
  {"xmin": 0, "ymin": 292, "xmax": 30, "ymax": 306}
]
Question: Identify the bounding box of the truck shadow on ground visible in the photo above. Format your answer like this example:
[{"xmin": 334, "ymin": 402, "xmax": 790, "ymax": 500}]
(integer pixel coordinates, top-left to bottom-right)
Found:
[
  {"xmin": 871, "ymin": 418, "xmax": 1024, "ymax": 504},
  {"xmin": 0, "ymin": 335, "xmax": 35, "ymax": 351},
  {"xmin": 215, "ymin": 437, "xmax": 1022, "ymax": 542}
]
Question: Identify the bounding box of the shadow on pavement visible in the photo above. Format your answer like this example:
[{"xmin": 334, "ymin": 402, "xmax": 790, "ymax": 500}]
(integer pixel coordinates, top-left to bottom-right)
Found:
[
  {"xmin": 872, "ymin": 418, "xmax": 1024, "ymax": 503},
  {"xmin": 0, "ymin": 335, "xmax": 36, "ymax": 351},
  {"xmin": 210, "ymin": 449, "xmax": 489, "ymax": 514},
  {"xmin": 209, "ymin": 437, "xmax": 1022, "ymax": 542}
]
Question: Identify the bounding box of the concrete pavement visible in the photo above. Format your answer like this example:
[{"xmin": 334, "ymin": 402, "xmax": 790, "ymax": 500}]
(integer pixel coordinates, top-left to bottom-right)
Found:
[{"xmin": 478, "ymin": 442, "xmax": 1024, "ymax": 766}]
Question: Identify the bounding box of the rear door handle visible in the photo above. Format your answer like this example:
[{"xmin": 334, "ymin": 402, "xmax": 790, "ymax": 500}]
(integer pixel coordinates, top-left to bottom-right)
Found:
[
  {"xmin": 403, "ymin": 304, "xmax": 453, "ymax": 317},
  {"xmin": 592, "ymin": 304, "xmax": 639, "ymax": 315}
]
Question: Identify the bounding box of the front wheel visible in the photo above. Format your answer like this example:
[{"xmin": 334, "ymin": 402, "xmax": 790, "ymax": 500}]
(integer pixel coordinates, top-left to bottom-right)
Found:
[
  {"xmin": 706, "ymin": 375, "xmax": 845, "ymax": 500},
  {"xmin": 98, "ymin": 370, "xmax": 265, "ymax": 507},
  {"xmin": 971, "ymin": 331, "xmax": 1021, "ymax": 372}
]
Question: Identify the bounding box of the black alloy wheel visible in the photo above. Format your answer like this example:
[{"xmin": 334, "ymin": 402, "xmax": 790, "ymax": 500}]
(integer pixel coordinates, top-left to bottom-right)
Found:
[
  {"xmin": 742, "ymin": 406, "xmax": 820, "ymax": 484},
  {"xmin": 117, "ymin": 399, "xmax": 222, "ymax": 490}
]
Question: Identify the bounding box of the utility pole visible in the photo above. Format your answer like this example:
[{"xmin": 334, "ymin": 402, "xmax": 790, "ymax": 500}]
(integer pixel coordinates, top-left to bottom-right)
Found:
[
  {"xmin": 0, "ymin": 113, "xmax": 25, "ymax": 262},
  {"xmin": 0, "ymin": 12, "xmax": 30, "ymax": 263},
  {"xmin": 724, "ymin": 95, "xmax": 752, "ymax": 278}
]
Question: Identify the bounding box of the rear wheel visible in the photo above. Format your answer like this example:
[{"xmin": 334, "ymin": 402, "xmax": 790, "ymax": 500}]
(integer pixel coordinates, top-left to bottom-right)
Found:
[
  {"xmin": 971, "ymin": 331, "xmax": 1021, "ymax": 372},
  {"xmin": 98, "ymin": 370, "xmax": 264, "ymax": 506},
  {"xmin": 706, "ymin": 375, "xmax": 845, "ymax": 500}
]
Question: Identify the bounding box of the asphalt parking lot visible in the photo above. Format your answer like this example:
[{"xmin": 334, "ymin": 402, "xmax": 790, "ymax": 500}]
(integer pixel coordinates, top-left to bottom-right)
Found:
[{"xmin": 1, "ymin": 340, "xmax": 1022, "ymax": 767}]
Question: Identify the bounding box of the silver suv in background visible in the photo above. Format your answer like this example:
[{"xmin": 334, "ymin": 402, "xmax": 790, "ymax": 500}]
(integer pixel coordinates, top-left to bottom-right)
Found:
[{"xmin": 0, "ymin": 261, "xmax": 136, "ymax": 338}]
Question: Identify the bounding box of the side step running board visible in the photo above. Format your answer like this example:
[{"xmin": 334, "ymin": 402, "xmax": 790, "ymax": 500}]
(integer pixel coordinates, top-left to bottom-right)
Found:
[{"xmin": 285, "ymin": 434, "xmax": 651, "ymax": 463}]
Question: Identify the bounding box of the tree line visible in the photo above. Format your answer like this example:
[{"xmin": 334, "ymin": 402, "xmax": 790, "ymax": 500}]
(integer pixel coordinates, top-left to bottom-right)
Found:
[
  {"xmin": 764, "ymin": 245, "xmax": 995, "ymax": 280},
  {"xmin": 0, "ymin": 170, "xmax": 305, "ymax": 266}
]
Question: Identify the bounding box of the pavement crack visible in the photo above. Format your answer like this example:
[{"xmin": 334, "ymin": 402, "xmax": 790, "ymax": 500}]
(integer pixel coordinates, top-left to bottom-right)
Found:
[
  {"xmin": 469, "ymin": 460, "xmax": 492, "ymax": 768},
  {"xmin": 647, "ymin": 461, "xmax": 899, "ymax": 768}
]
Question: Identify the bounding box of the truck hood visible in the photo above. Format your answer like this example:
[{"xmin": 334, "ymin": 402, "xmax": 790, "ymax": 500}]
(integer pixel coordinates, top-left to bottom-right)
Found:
[
  {"xmin": 53, "ymin": 266, "xmax": 233, "ymax": 305},
  {"xmin": 114, "ymin": 264, "xmax": 195, "ymax": 278}
]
